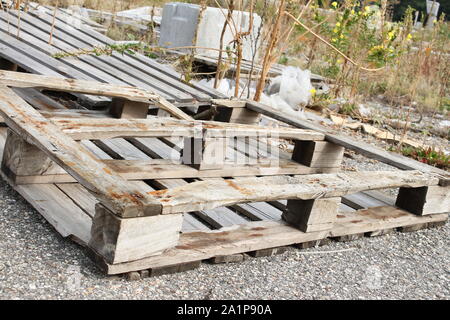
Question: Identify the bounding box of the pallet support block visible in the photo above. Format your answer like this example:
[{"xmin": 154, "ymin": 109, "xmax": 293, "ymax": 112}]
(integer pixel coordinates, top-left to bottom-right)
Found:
[
  {"xmin": 292, "ymin": 140, "xmax": 344, "ymax": 169},
  {"xmin": 109, "ymin": 98, "xmax": 149, "ymax": 119},
  {"xmin": 89, "ymin": 204, "xmax": 183, "ymax": 264},
  {"xmin": 1, "ymin": 129, "xmax": 58, "ymax": 184},
  {"xmin": 395, "ymin": 185, "xmax": 450, "ymax": 216},
  {"xmin": 182, "ymin": 137, "xmax": 227, "ymax": 170},
  {"xmin": 214, "ymin": 106, "xmax": 261, "ymax": 125},
  {"xmin": 283, "ymin": 197, "xmax": 341, "ymax": 232}
]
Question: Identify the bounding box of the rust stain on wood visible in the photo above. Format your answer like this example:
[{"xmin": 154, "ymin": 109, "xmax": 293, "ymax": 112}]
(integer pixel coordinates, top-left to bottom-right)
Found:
[{"xmin": 225, "ymin": 180, "xmax": 253, "ymax": 196}]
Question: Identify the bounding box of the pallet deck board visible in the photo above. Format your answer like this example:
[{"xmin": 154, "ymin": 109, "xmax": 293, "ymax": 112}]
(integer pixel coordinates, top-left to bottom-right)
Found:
[
  {"xmin": 0, "ymin": 8, "xmax": 212, "ymax": 105},
  {"xmin": 100, "ymin": 210, "xmax": 448, "ymax": 275},
  {"xmin": 0, "ymin": 12, "xmax": 447, "ymax": 275}
]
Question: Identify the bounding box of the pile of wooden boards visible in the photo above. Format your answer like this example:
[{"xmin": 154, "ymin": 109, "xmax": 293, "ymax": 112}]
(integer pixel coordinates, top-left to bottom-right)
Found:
[{"xmin": 0, "ymin": 70, "xmax": 448, "ymax": 278}]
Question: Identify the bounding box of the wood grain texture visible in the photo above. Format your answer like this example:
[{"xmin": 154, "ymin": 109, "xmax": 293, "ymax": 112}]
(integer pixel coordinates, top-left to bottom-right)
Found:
[
  {"xmin": 89, "ymin": 204, "xmax": 183, "ymax": 264},
  {"xmin": 0, "ymin": 86, "xmax": 161, "ymax": 217},
  {"xmin": 52, "ymin": 117, "xmax": 325, "ymax": 141},
  {"xmin": 152, "ymin": 171, "xmax": 439, "ymax": 214},
  {"xmin": 0, "ymin": 70, "xmax": 192, "ymax": 120},
  {"xmin": 101, "ymin": 209, "xmax": 447, "ymax": 274},
  {"xmin": 396, "ymin": 186, "xmax": 450, "ymax": 215},
  {"xmin": 284, "ymin": 197, "xmax": 340, "ymax": 232},
  {"xmin": 246, "ymin": 100, "xmax": 449, "ymax": 179}
]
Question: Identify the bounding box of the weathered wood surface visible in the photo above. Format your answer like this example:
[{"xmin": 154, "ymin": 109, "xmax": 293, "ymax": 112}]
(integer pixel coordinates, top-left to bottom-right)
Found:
[
  {"xmin": 246, "ymin": 101, "xmax": 449, "ymax": 179},
  {"xmin": 0, "ymin": 86, "xmax": 161, "ymax": 217},
  {"xmin": 214, "ymin": 107, "xmax": 262, "ymax": 125},
  {"xmin": 396, "ymin": 186, "xmax": 450, "ymax": 215},
  {"xmin": 0, "ymin": 9, "xmax": 214, "ymax": 103},
  {"xmin": 211, "ymin": 99, "xmax": 247, "ymax": 108},
  {"xmin": 101, "ymin": 210, "xmax": 448, "ymax": 274},
  {"xmin": 152, "ymin": 171, "xmax": 439, "ymax": 214},
  {"xmin": 0, "ymin": 71, "xmax": 192, "ymax": 120},
  {"xmin": 13, "ymin": 183, "xmax": 92, "ymax": 245},
  {"xmin": 331, "ymin": 206, "xmax": 447, "ymax": 237},
  {"xmin": 292, "ymin": 141, "xmax": 344, "ymax": 168},
  {"xmin": 109, "ymin": 98, "xmax": 149, "ymax": 119},
  {"xmin": 52, "ymin": 117, "xmax": 325, "ymax": 141},
  {"xmin": 284, "ymin": 197, "xmax": 341, "ymax": 232},
  {"xmin": 13, "ymin": 159, "xmax": 333, "ymax": 184},
  {"xmin": 89, "ymin": 204, "xmax": 183, "ymax": 264}
]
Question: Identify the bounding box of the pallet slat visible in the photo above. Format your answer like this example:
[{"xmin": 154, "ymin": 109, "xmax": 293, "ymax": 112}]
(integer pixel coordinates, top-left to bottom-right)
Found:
[
  {"xmin": 153, "ymin": 171, "xmax": 439, "ymax": 214},
  {"xmin": 0, "ymin": 86, "xmax": 161, "ymax": 217}
]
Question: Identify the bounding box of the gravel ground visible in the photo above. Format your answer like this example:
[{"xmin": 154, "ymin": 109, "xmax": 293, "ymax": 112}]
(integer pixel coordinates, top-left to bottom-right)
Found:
[{"xmin": 0, "ymin": 180, "xmax": 448, "ymax": 300}]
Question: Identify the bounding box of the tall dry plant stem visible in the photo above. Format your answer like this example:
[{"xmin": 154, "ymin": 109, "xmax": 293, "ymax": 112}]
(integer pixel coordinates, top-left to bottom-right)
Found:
[
  {"xmin": 49, "ymin": 0, "xmax": 58, "ymax": 44},
  {"xmin": 234, "ymin": 0, "xmax": 254, "ymax": 97},
  {"xmin": 253, "ymin": 0, "xmax": 286, "ymax": 101},
  {"xmin": 214, "ymin": 0, "xmax": 235, "ymax": 89}
]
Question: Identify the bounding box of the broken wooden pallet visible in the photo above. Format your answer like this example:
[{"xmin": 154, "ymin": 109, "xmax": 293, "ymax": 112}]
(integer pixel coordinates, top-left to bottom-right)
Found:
[
  {"xmin": 0, "ymin": 6, "xmax": 221, "ymax": 108},
  {"xmin": 0, "ymin": 72, "xmax": 448, "ymax": 277}
]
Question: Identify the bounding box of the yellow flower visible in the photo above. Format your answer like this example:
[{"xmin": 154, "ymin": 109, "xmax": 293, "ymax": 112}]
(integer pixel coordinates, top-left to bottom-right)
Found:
[
  {"xmin": 340, "ymin": 34, "xmax": 344, "ymax": 39},
  {"xmin": 310, "ymin": 88, "xmax": 317, "ymax": 96},
  {"xmin": 388, "ymin": 31, "xmax": 395, "ymax": 40},
  {"xmin": 331, "ymin": 38, "xmax": 337, "ymax": 42},
  {"xmin": 332, "ymin": 2, "xmax": 338, "ymax": 8},
  {"xmin": 337, "ymin": 58, "xmax": 344, "ymax": 64},
  {"xmin": 351, "ymin": 9, "xmax": 355, "ymax": 15},
  {"xmin": 335, "ymin": 22, "xmax": 341, "ymax": 27},
  {"xmin": 333, "ymin": 28, "xmax": 339, "ymax": 33},
  {"xmin": 407, "ymin": 33, "xmax": 412, "ymax": 40},
  {"xmin": 365, "ymin": 6, "xmax": 371, "ymax": 12}
]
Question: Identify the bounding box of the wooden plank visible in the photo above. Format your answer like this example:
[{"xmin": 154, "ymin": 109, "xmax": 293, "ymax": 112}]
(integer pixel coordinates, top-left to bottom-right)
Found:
[
  {"xmin": 246, "ymin": 101, "xmax": 449, "ymax": 178},
  {"xmin": 101, "ymin": 220, "xmax": 329, "ymax": 274},
  {"xmin": 342, "ymin": 192, "xmax": 392, "ymax": 210},
  {"xmin": 101, "ymin": 209, "xmax": 448, "ymax": 274},
  {"xmin": 14, "ymin": 184, "xmax": 92, "ymax": 245},
  {"xmin": 77, "ymin": 138, "xmax": 211, "ymax": 233},
  {"xmin": 30, "ymin": 6, "xmax": 220, "ymax": 100},
  {"xmin": 214, "ymin": 106, "xmax": 261, "ymax": 125},
  {"xmin": 0, "ymin": 15, "xmax": 137, "ymax": 88},
  {"xmin": 23, "ymin": 7, "xmax": 212, "ymax": 102},
  {"xmin": 0, "ymin": 86, "xmax": 161, "ymax": 217},
  {"xmin": 152, "ymin": 171, "xmax": 439, "ymax": 214},
  {"xmin": 89, "ymin": 204, "xmax": 183, "ymax": 264},
  {"xmin": 109, "ymin": 98, "xmax": 149, "ymax": 119},
  {"xmin": 56, "ymin": 183, "xmax": 97, "ymax": 218},
  {"xmin": 396, "ymin": 186, "xmax": 450, "ymax": 215},
  {"xmin": 212, "ymin": 99, "xmax": 247, "ymax": 108},
  {"xmin": 13, "ymin": 88, "xmax": 67, "ymax": 111},
  {"xmin": 1, "ymin": 10, "xmax": 193, "ymax": 103},
  {"xmin": 0, "ymin": 36, "xmax": 107, "ymax": 105},
  {"xmin": 40, "ymin": 109, "xmax": 110, "ymax": 119},
  {"xmin": 331, "ymin": 206, "xmax": 447, "ymax": 237},
  {"xmin": 0, "ymin": 71, "xmax": 192, "ymax": 120},
  {"xmin": 52, "ymin": 117, "xmax": 325, "ymax": 141},
  {"xmin": 127, "ymin": 137, "xmax": 249, "ymax": 228},
  {"xmin": 292, "ymin": 140, "xmax": 344, "ymax": 168},
  {"xmin": 233, "ymin": 202, "xmax": 282, "ymax": 221},
  {"xmin": 182, "ymin": 137, "xmax": 227, "ymax": 170},
  {"xmin": 284, "ymin": 197, "xmax": 340, "ymax": 232}
]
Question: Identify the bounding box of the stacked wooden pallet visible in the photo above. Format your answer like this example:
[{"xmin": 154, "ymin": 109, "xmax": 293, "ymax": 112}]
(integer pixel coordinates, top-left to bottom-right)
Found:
[
  {"xmin": 0, "ymin": 70, "xmax": 448, "ymax": 278},
  {"xmin": 0, "ymin": 6, "xmax": 223, "ymax": 107}
]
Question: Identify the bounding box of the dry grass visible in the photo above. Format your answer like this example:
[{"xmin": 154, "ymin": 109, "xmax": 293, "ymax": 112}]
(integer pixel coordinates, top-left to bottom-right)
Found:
[{"xmin": 15, "ymin": 0, "xmax": 450, "ymax": 116}]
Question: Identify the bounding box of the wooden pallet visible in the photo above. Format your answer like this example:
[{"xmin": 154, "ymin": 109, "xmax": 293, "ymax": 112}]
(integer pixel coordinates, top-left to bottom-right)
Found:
[
  {"xmin": 0, "ymin": 6, "xmax": 224, "ymax": 107},
  {"xmin": 0, "ymin": 71, "xmax": 448, "ymax": 278}
]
